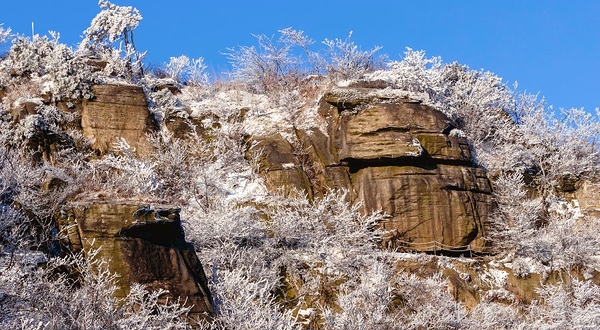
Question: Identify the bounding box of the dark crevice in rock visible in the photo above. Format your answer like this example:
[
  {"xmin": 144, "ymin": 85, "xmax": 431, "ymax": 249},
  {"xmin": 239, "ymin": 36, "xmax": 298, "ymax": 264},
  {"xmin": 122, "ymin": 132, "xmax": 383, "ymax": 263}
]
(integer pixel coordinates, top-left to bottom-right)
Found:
[
  {"xmin": 117, "ymin": 221, "xmax": 186, "ymax": 247},
  {"xmin": 360, "ymin": 126, "xmax": 410, "ymax": 136},
  {"xmin": 442, "ymin": 122, "xmax": 456, "ymax": 135},
  {"xmin": 345, "ymin": 156, "xmax": 474, "ymax": 174},
  {"xmin": 421, "ymin": 249, "xmax": 491, "ymax": 258},
  {"xmin": 441, "ymin": 185, "xmax": 493, "ymax": 195}
]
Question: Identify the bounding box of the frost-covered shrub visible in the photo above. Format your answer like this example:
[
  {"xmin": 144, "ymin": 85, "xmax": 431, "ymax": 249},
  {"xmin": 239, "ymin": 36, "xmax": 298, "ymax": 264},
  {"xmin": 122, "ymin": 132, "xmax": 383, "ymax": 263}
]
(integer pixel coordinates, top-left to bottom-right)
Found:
[
  {"xmin": 146, "ymin": 87, "xmax": 183, "ymax": 126},
  {"xmin": 526, "ymin": 278, "xmax": 600, "ymax": 329},
  {"xmin": 0, "ymin": 145, "xmax": 55, "ymax": 251},
  {"xmin": 165, "ymin": 55, "xmax": 208, "ymax": 85},
  {"xmin": 512, "ymin": 257, "xmax": 532, "ymax": 279},
  {"xmin": 225, "ymin": 33, "xmax": 302, "ymax": 94},
  {"xmin": 0, "ymin": 249, "xmax": 192, "ymax": 330},
  {"xmin": 0, "ymin": 204, "xmax": 34, "ymax": 254},
  {"xmin": 0, "ymin": 24, "xmax": 12, "ymax": 44},
  {"xmin": 322, "ymin": 31, "xmax": 382, "ymax": 80},
  {"xmin": 488, "ymin": 172, "xmax": 543, "ymax": 250},
  {"xmin": 226, "ymin": 28, "xmax": 383, "ymax": 93},
  {"xmin": 79, "ymin": 1, "xmax": 145, "ymax": 80},
  {"xmin": 321, "ymin": 261, "xmax": 399, "ymax": 330},
  {"xmin": 490, "ymin": 172, "xmax": 600, "ymax": 269},
  {"xmin": 463, "ymin": 303, "xmax": 523, "ymax": 330},
  {"xmin": 0, "ymin": 34, "xmax": 94, "ymax": 103},
  {"xmin": 529, "ymin": 206, "xmax": 600, "ymax": 269},
  {"xmin": 184, "ymin": 190, "xmax": 386, "ymax": 330},
  {"xmin": 263, "ymin": 191, "xmax": 385, "ymax": 274},
  {"xmin": 393, "ymin": 273, "xmax": 467, "ymax": 329},
  {"xmin": 200, "ymin": 267, "xmax": 299, "ymax": 330},
  {"xmin": 85, "ymin": 138, "xmax": 159, "ymax": 197},
  {"xmin": 94, "ymin": 45, "xmax": 145, "ymax": 81},
  {"xmin": 147, "ymin": 132, "xmax": 217, "ymax": 203},
  {"xmin": 516, "ymin": 106, "xmax": 600, "ymax": 191}
]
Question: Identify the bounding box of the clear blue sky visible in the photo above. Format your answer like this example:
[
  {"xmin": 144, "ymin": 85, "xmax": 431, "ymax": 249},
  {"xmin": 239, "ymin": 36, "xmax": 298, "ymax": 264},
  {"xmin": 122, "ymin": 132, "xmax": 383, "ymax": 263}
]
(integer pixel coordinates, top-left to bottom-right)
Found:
[{"xmin": 1, "ymin": 1, "xmax": 599, "ymax": 112}]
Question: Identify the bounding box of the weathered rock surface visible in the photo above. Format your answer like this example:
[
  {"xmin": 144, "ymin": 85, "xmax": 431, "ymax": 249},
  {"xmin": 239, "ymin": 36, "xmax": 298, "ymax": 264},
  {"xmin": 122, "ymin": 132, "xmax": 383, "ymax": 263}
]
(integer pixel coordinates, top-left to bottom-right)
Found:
[
  {"xmin": 352, "ymin": 165, "xmax": 492, "ymax": 249},
  {"xmin": 82, "ymin": 84, "xmax": 156, "ymax": 156},
  {"xmin": 57, "ymin": 200, "xmax": 214, "ymax": 319},
  {"xmin": 249, "ymin": 134, "xmax": 313, "ymax": 199},
  {"xmin": 251, "ymin": 86, "xmax": 495, "ymax": 252},
  {"xmin": 557, "ymin": 176, "xmax": 600, "ymax": 218},
  {"xmin": 576, "ymin": 180, "xmax": 600, "ymax": 218}
]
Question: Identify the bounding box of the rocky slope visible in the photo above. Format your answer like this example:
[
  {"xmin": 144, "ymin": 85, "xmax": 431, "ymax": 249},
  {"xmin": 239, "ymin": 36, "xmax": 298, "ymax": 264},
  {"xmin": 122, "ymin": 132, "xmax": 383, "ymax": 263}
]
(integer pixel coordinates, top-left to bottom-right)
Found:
[{"xmin": 2, "ymin": 79, "xmax": 598, "ymax": 327}]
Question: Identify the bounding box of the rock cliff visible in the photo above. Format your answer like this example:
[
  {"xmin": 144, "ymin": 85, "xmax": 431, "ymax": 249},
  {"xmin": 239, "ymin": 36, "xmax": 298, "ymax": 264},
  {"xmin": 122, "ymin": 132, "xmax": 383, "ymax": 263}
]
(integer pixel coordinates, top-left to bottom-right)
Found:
[{"xmin": 251, "ymin": 86, "xmax": 495, "ymax": 252}]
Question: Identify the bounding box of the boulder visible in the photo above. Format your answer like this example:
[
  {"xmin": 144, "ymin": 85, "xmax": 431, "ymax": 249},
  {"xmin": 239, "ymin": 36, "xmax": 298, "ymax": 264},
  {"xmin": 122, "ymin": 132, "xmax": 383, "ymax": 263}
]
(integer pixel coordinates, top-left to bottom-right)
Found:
[
  {"xmin": 57, "ymin": 200, "xmax": 214, "ymax": 320},
  {"xmin": 555, "ymin": 175, "xmax": 600, "ymax": 218},
  {"xmin": 320, "ymin": 87, "xmax": 492, "ymax": 251},
  {"xmin": 81, "ymin": 84, "xmax": 156, "ymax": 156}
]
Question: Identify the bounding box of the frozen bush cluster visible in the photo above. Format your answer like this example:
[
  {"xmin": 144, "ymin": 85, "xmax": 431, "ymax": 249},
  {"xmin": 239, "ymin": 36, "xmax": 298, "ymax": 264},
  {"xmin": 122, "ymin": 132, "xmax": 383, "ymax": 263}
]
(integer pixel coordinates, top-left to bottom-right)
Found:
[
  {"xmin": 225, "ymin": 28, "xmax": 382, "ymax": 94},
  {"xmin": 0, "ymin": 24, "xmax": 11, "ymax": 44},
  {"xmin": 0, "ymin": 34, "xmax": 94, "ymax": 104},
  {"xmin": 165, "ymin": 55, "xmax": 209, "ymax": 85},
  {"xmin": 0, "ymin": 250, "xmax": 192, "ymax": 330},
  {"xmin": 322, "ymin": 31, "xmax": 383, "ymax": 80}
]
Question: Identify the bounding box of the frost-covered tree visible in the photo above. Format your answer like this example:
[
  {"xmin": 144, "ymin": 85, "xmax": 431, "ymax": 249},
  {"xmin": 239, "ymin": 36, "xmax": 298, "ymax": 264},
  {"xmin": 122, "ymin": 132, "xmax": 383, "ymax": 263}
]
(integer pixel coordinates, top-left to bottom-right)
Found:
[
  {"xmin": 79, "ymin": 1, "xmax": 144, "ymax": 78},
  {"xmin": 322, "ymin": 31, "xmax": 383, "ymax": 80},
  {"xmin": 80, "ymin": 1, "xmax": 142, "ymax": 53},
  {"xmin": 0, "ymin": 24, "xmax": 12, "ymax": 44}
]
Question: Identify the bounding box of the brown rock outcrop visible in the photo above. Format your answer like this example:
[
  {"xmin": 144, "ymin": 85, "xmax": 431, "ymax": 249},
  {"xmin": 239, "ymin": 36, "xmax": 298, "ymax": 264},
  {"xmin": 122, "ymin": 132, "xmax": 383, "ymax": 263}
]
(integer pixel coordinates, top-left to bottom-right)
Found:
[
  {"xmin": 82, "ymin": 84, "xmax": 156, "ymax": 156},
  {"xmin": 250, "ymin": 86, "xmax": 494, "ymax": 252},
  {"xmin": 57, "ymin": 200, "xmax": 214, "ymax": 320}
]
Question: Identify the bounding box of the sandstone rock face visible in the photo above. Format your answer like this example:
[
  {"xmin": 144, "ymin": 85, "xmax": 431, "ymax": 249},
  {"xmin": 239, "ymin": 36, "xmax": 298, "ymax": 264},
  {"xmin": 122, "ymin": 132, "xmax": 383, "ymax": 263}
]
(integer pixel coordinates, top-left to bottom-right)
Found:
[
  {"xmin": 57, "ymin": 200, "xmax": 214, "ymax": 319},
  {"xmin": 558, "ymin": 176, "xmax": 600, "ymax": 218},
  {"xmin": 249, "ymin": 134, "xmax": 313, "ymax": 199},
  {"xmin": 352, "ymin": 165, "xmax": 492, "ymax": 249},
  {"xmin": 251, "ymin": 86, "xmax": 494, "ymax": 252},
  {"xmin": 82, "ymin": 84, "xmax": 156, "ymax": 156},
  {"xmin": 576, "ymin": 181, "xmax": 600, "ymax": 218}
]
